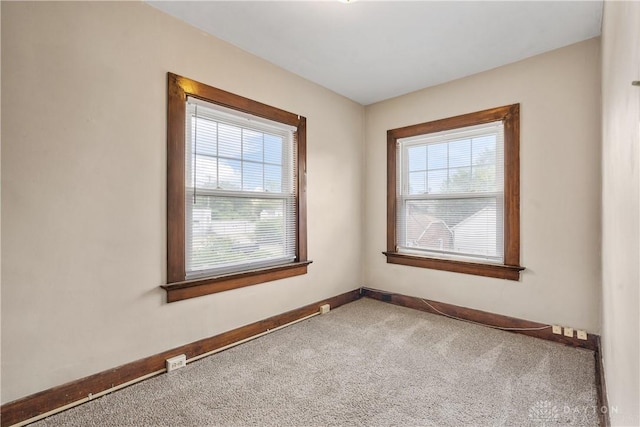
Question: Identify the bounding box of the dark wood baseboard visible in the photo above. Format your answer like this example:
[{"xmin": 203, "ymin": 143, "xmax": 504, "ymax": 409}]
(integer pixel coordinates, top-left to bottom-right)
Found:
[
  {"xmin": 594, "ymin": 337, "xmax": 611, "ymax": 427},
  {"xmin": 1, "ymin": 289, "xmax": 361, "ymax": 427},
  {"xmin": 361, "ymin": 287, "xmax": 598, "ymax": 351}
]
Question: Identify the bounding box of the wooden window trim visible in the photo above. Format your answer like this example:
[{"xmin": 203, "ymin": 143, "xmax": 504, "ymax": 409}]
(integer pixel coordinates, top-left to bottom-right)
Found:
[
  {"xmin": 385, "ymin": 104, "xmax": 523, "ymax": 280},
  {"xmin": 165, "ymin": 73, "xmax": 308, "ymax": 301},
  {"xmin": 161, "ymin": 261, "xmax": 312, "ymax": 303}
]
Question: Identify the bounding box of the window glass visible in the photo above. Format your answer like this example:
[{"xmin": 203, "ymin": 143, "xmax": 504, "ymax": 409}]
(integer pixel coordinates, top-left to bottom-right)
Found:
[{"xmin": 185, "ymin": 99, "xmax": 297, "ymax": 278}]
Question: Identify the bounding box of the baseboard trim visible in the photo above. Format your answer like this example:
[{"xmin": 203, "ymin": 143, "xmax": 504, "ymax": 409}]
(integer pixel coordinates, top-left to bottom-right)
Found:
[
  {"xmin": 1, "ymin": 289, "xmax": 361, "ymax": 427},
  {"xmin": 361, "ymin": 287, "xmax": 598, "ymax": 351},
  {"xmin": 594, "ymin": 337, "xmax": 611, "ymax": 427}
]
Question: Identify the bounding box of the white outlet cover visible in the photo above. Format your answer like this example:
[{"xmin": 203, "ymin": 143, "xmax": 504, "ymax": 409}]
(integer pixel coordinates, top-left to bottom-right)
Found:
[
  {"xmin": 166, "ymin": 354, "xmax": 187, "ymax": 372},
  {"xmin": 552, "ymin": 325, "xmax": 562, "ymax": 334},
  {"xmin": 563, "ymin": 327, "xmax": 574, "ymax": 338},
  {"xmin": 577, "ymin": 330, "xmax": 588, "ymax": 340}
]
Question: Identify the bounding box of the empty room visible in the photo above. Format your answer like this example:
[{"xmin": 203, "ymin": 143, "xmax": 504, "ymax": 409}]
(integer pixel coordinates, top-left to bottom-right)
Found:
[{"xmin": 1, "ymin": 1, "xmax": 638, "ymax": 426}]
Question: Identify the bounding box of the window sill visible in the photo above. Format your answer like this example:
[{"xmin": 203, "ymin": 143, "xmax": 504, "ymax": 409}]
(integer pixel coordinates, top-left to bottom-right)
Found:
[
  {"xmin": 161, "ymin": 261, "xmax": 313, "ymax": 303},
  {"xmin": 383, "ymin": 251, "xmax": 523, "ymax": 281}
]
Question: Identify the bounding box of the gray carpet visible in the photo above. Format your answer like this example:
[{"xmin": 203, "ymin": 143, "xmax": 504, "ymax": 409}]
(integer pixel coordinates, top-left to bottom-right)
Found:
[{"xmin": 33, "ymin": 298, "xmax": 598, "ymax": 426}]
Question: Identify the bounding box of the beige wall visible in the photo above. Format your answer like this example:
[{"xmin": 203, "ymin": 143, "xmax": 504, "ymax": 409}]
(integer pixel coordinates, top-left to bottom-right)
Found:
[
  {"xmin": 364, "ymin": 39, "xmax": 602, "ymax": 332},
  {"xmin": 601, "ymin": 1, "xmax": 640, "ymax": 425},
  {"xmin": 0, "ymin": 2, "xmax": 364, "ymax": 403}
]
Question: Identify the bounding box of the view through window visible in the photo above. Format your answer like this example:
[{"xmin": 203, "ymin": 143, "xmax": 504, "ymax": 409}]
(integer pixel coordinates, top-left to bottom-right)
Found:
[
  {"xmin": 397, "ymin": 121, "xmax": 504, "ymax": 262},
  {"xmin": 186, "ymin": 99, "xmax": 297, "ymax": 278}
]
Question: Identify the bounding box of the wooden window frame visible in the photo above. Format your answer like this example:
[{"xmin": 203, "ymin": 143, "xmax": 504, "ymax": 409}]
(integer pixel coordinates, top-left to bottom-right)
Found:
[
  {"xmin": 162, "ymin": 73, "xmax": 309, "ymax": 302},
  {"xmin": 384, "ymin": 104, "xmax": 524, "ymax": 280}
]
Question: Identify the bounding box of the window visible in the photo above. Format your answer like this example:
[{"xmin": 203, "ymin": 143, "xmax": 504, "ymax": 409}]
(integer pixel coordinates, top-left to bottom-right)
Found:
[
  {"xmin": 384, "ymin": 104, "xmax": 523, "ymax": 280},
  {"xmin": 163, "ymin": 73, "xmax": 309, "ymax": 302}
]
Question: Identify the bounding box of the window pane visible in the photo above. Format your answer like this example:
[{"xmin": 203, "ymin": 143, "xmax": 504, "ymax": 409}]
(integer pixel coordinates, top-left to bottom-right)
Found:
[
  {"xmin": 265, "ymin": 165, "xmax": 282, "ymax": 193},
  {"xmin": 264, "ymin": 134, "xmax": 283, "ymax": 165},
  {"xmin": 472, "ymin": 165, "xmax": 496, "ymax": 192},
  {"xmin": 242, "ymin": 129, "xmax": 263, "ymax": 162},
  {"xmin": 194, "ymin": 155, "xmax": 218, "ymax": 189},
  {"xmin": 428, "ymin": 143, "xmax": 447, "ymax": 169},
  {"xmin": 242, "ymin": 161, "xmax": 263, "ymax": 192},
  {"xmin": 218, "ymin": 123, "xmax": 242, "ymax": 159},
  {"xmin": 193, "ymin": 117, "xmax": 217, "ymax": 157},
  {"xmin": 189, "ymin": 195, "xmax": 294, "ymax": 274},
  {"xmin": 472, "ymin": 135, "xmax": 496, "ymax": 166},
  {"xmin": 403, "ymin": 198, "xmax": 501, "ymax": 259},
  {"xmin": 445, "ymin": 166, "xmax": 472, "ymax": 193},
  {"xmin": 409, "ymin": 171, "xmax": 426, "ymax": 195},
  {"xmin": 448, "ymin": 139, "xmax": 471, "ymax": 168},
  {"xmin": 427, "ymin": 169, "xmax": 447, "ymax": 194},
  {"xmin": 408, "ymin": 145, "xmax": 426, "ymax": 171},
  {"xmin": 218, "ymin": 159, "xmax": 241, "ymax": 190}
]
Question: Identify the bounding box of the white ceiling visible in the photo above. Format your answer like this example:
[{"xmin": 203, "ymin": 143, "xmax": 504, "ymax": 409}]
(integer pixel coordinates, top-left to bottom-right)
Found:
[{"xmin": 148, "ymin": 1, "xmax": 603, "ymax": 105}]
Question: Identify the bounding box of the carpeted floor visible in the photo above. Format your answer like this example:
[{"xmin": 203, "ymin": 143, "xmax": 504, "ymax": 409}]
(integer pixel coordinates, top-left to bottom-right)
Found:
[{"xmin": 33, "ymin": 298, "xmax": 598, "ymax": 426}]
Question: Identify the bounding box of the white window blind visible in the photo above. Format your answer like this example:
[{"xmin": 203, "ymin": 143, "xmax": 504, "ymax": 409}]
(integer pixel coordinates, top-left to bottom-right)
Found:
[
  {"xmin": 396, "ymin": 121, "xmax": 505, "ymax": 263},
  {"xmin": 185, "ymin": 97, "xmax": 297, "ymax": 279}
]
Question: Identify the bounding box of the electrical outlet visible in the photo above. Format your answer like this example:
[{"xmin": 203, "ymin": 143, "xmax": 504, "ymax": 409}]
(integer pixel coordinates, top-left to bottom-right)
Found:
[
  {"xmin": 577, "ymin": 330, "xmax": 587, "ymax": 340},
  {"xmin": 166, "ymin": 354, "xmax": 187, "ymax": 372},
  {"xmin": 563, "ymin": 327, "xmax": 574, "ymax": 338},
  {"xmin": 320, "ymin": 304, "xmax": 330, "ymax": 315},
  {"xmin": 552, "ymin": 325, "xmax": 562, "ymax": 335}
]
